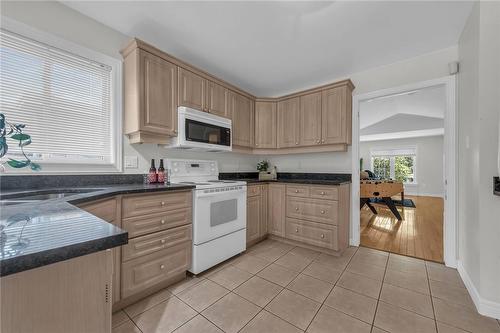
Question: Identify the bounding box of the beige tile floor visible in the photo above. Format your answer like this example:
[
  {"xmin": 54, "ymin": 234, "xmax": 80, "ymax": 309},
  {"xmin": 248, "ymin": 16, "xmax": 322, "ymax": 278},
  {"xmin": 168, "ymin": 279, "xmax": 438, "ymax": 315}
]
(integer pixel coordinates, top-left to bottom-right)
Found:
[{"xmin": 112, "ymin": 239, "xmax": 500, "ymax": 333}]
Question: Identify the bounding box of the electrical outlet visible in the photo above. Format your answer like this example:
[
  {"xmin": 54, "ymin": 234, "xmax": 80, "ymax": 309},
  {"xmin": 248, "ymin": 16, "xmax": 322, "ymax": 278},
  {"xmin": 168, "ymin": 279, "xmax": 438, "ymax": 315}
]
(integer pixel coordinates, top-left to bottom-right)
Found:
[{"xmin": 125, "ymin": 156, "xmax": 138, "ymax": 169}]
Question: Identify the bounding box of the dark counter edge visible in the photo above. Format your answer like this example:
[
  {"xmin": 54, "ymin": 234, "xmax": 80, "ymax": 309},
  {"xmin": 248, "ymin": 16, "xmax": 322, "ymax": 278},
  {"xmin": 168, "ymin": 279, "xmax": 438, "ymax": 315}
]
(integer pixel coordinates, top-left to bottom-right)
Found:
[
  {"xmin": 220, "ymin": 172, "xmax": 352, "ymax": 185},
  {"xmin": 0, "ymin": 184, "xmax": 195, "ymax": 277},
  {"xmin": 1, "ymin": 233, "xmax": 128, "ymax": 277}
]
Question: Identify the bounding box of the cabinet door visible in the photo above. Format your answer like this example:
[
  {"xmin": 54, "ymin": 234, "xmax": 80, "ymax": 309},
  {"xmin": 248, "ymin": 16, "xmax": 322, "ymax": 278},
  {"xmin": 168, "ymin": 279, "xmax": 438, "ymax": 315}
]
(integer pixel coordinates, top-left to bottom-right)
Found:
[
  {"xmin": 141, "ymin": 52, "xmax": 178, "ymax": 136},
  {"xmin": 247, "ymin": 195, "xmax": 261, "ymax": 244},
  {"xmin": 277, "ymin": 97, "xmax": 300, "ymax": 148},
  {"xmin": 254, "ymin": 101, "xmax": 277, "ymax": 148},
  {"xmin": 207, "ymin": 81, "xmax": 228, "ymax": 117},
  {"xmin": 268, "ymin": 184, "xmax": 286, "ymax": 237},
  {"xmin": 230, "ymin": 92, "xmax": 254, "ymax": 147},
  {"xmin": 260, "ymin": 185, "xmax": 268, "ymax": 236},
  {"xmin": 321, "ymin": 86, "xmax": 349, "ymax": 144},
  {"xmin": 178, "ymin": 67, "xmax": 206, "ymax": 110},
  {"xmin": 299, "ymin": 92, "xmax": 322, "ymax": 146}
]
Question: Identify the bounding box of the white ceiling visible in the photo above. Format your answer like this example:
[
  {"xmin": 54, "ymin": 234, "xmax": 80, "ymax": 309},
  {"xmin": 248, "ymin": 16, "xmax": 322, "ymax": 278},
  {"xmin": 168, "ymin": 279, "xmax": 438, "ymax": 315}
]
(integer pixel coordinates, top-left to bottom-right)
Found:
[
  {"xmin": 359, "ymin": 84, "xmax": 446, "ymax": 141},
  {"xmin": 63, "ymin": 1, "xmax": 473, "ymax": 97}
]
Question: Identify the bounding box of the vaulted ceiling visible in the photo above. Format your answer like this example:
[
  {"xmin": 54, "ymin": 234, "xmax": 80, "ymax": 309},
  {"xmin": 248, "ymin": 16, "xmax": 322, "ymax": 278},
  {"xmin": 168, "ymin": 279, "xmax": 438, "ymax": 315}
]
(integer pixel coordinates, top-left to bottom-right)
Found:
[{"xmin": 64, "ymin": 1, "xmax": 473, "ymax": 97}]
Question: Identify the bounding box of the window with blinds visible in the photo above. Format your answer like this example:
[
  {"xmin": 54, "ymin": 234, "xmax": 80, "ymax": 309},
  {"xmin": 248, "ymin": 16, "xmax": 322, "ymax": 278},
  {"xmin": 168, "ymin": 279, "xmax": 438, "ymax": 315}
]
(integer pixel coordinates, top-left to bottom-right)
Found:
[{"xmin": 0, "ymin": 29, "xmax": 114, "ymax": 165}]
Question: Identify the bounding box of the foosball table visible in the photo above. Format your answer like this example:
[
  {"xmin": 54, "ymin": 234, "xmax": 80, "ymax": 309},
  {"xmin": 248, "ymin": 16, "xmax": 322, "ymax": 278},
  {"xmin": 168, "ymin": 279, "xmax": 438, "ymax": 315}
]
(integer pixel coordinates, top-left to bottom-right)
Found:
[{"xmin": 360, "ymin": 180, "xmax": 404, "ymax": 220}]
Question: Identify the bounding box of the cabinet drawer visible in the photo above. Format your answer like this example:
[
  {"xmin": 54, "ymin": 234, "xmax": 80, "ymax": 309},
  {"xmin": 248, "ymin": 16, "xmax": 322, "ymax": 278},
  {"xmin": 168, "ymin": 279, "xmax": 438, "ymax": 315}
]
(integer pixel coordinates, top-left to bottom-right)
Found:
[
  {"xmin": 286, "ymin": 197, "xmax": 338, "ymax": 225},
  {"xmin": 123, "ymin": 208, "xmax": 191, "ymax": 238},
  {"xmin": 286, "ymin": 185, "xmax": 310, "ymax": 198},
  {"xmin": 121, "ymin": 242, "xmax": 191, "ymax": 299},
  {"xmin": 310, "ymin": 186, "xmax": 338, "ymax": 200},
  {"xmin": 122, "ymin": 225, "xmax": 192, "ymax": 262},
  {"xmin": 122, "ymin": 191, "xmax": 191, "ymax": 218},
  {"xmin": 78, "ymin": 198, "xmax": 117, "ymax": 223},
  {"xmin": 247, "ymin": 185, "xmax": 261, "ymax": 197},
  {"xmin": 285, "ymin": 218, "xmax": 338, "ymax": 250}
]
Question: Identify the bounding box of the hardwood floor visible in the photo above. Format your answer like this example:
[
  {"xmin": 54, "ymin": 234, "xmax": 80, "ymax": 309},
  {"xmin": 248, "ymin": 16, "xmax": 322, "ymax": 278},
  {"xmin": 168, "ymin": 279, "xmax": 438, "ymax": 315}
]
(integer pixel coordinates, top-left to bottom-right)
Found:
[{"xmin": 360, "ymin": 195, "xmax": 444, "ymax": 262}]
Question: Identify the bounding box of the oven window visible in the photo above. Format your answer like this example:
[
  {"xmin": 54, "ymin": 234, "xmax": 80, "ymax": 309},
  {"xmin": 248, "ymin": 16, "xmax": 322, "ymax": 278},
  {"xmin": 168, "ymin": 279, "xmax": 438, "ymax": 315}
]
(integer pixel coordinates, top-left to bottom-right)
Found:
[
  {"xmin": 210, "ymin": 199, "xmax": 238, "ymax": 227},
  {"xmin": 185, "ymin": 119, "xmax": 230, "ymax": 146}
]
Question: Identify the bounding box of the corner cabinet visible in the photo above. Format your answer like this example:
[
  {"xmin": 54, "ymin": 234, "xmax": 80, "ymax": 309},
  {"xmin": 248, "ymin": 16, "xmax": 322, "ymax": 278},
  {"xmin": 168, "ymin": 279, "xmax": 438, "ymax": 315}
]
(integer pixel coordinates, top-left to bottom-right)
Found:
[
  {"xmin": 230, "ymin": 91, "xmax": 255, "ymax": 148},
  {"xmin": 254, "ymin": 101, "xmax": 277, "ymax": 149},
  {"xmin": 277, "ymin": 97, "xmax": 300, "ymax": 148},
  {"xmin": 123, "ymin": 48, "xmax": 178, "ymax": 144}
]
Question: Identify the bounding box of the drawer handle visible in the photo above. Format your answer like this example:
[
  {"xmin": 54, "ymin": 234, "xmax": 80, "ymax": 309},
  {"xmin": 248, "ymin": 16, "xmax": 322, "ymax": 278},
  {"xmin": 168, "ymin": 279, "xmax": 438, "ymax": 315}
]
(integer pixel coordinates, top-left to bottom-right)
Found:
[
  {"xmin": 160, "ymin": 239, "xmax": 166, "ymax": 244},
  {"xmin": 321, "ymin": 234, "xmax": 325, "ymax": 238},
  {"xmin": 295, "ymin": 190, "xmax": 299, "ymax": 193},
  {"xmin": 295, "ymin": 207, "xmax": 299, "ymax": 211},
  {"xmin": 161, "ymin": 219, "xmax": 166, "ymax": 224},
  {"xmin": 321, "ymin": 210, "xmax": 325, "ymax": 214},
  {"xmin": 320, "ymin": 191, "xmax": 325, "ymax": 195},
  {"xmin": 295, "ymin": 228, "xmax": 299, "ymax": 233},
  {"xmin": 161, "ymin": 201, "xmax": 165, "ymax": 206},
  {"xmin": 160, "ymin": 264, "xmax": 165, "ymax": 270}
]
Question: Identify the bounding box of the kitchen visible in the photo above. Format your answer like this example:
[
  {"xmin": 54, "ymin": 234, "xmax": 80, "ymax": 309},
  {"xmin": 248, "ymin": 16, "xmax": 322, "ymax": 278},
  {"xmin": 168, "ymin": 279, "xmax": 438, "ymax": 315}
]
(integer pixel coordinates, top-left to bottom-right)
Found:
[{"xmin": 1, "ymin": 2, "xmax": 500, "ymax": 333}]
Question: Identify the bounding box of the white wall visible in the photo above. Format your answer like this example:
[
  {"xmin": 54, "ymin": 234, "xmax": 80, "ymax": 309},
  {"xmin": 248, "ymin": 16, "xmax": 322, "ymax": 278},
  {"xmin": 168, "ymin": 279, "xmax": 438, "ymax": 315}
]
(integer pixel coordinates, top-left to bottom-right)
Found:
[
  {"xmin": 457, "ymin": 0, "xmax": 500, "ymax": 314},
  {"xmin": 360, "ymin": 136, "xmax": 444, "ymax": 197}
]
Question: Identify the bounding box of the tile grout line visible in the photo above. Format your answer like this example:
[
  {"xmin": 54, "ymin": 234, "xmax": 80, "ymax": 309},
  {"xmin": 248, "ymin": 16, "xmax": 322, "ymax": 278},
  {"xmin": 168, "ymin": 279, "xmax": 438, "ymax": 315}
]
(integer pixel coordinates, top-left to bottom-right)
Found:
[
  {"xmin": 369, "ymin": 249, "xmax": 390, "ymax": 333},
  {"xmin": 303, "ymin": 246, "xmax": 361, "ymax": 332}
]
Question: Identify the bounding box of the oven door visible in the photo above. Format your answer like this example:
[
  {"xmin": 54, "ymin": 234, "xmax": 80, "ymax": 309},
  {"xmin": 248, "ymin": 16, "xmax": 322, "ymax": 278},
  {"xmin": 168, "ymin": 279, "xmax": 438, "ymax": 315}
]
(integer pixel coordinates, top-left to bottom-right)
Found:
[{"xmin": 193, "ymin": 186, "xmax": 247, "ymax": 245}]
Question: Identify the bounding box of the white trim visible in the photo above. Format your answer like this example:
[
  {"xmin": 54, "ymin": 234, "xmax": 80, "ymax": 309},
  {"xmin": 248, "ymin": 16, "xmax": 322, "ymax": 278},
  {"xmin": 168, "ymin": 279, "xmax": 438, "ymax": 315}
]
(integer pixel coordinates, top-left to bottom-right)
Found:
[
  {"xmin": 351, "ymin": 76, "xmax": 457, "ymax": 269},
  {"xmin": 360, "ymin": 128, "xmax": 444, "ymax": 142},
  {"xmin": 0, "ymin": 16, "xmax": 123, "ymax": 173},
  {"xmin": 457, "ymin": 261, "xmax": 500, "ymax": 319}
]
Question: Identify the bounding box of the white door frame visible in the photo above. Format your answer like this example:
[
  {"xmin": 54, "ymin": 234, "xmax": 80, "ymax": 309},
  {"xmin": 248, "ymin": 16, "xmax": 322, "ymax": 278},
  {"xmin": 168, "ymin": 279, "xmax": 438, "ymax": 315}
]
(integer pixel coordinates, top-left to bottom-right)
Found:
[{"xmin": 350, "ymin": 76, "xmax": 457, "ymax": 268}]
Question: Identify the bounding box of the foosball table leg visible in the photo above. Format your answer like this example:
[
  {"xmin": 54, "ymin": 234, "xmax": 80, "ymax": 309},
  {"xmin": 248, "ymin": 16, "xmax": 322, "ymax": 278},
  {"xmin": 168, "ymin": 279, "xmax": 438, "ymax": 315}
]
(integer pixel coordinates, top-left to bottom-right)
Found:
[{"xmin": 383, "ymin": 197, "xmax": 403, "ymax": 220}]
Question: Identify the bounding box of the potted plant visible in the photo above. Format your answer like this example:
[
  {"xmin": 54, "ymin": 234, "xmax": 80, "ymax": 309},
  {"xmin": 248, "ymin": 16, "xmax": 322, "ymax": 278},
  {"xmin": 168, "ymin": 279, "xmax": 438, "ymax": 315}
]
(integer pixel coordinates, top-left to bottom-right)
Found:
[
  {"xmin": 0, "ymin": 113, "xmax": 41, "ymax": 172},
  {"xmin": 257, "ymin": 160, "xmax": 273, "ymax": 180}
]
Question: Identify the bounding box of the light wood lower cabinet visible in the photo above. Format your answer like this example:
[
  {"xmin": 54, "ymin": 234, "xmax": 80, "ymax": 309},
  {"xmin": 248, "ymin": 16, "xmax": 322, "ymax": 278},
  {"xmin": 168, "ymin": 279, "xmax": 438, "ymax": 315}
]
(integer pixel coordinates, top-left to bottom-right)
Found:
[
  {"xmin": 268, "ymin": 184, "xmax": 286, "ymax": 237},
  {"xmin": 248, "ymin": 183, "xmax": 350, "ymax": 254}
]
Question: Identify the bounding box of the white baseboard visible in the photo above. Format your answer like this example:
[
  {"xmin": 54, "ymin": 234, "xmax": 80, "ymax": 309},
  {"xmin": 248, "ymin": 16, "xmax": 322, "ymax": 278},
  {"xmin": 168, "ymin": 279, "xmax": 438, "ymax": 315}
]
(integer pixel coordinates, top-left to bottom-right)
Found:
[
  {"xmin": 457, "ymin": 260, "xmax": 500, "ymax": 319},
  {"xmin": 403, "ymin": 192, "xmax": 444, "ymax": 198}
]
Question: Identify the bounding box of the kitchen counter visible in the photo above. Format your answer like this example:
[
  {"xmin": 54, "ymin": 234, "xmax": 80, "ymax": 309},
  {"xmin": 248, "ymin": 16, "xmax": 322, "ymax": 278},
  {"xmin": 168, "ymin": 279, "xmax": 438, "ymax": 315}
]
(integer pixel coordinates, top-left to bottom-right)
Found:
[
  {"xmin": 220, "ymin": 172, "xmax": 352, "ymax": 186},
  {"xmin": 0, "ymin": 183, "xmax": 195, "ymax": 276}
]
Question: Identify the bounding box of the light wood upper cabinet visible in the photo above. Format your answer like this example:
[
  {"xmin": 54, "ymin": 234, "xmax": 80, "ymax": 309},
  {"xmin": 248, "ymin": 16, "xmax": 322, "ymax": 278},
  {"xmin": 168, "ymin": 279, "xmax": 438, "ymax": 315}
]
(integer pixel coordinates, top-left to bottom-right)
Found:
[
  {"xmin": 299, "ymin": 92, "xmax": 322, "ymax": 146},
  {"xmin": 206, "ymin": 81, "xmax": 228, "ymax": 117},
  {"xmin": 321, "ymin": 85, "xmax": 350, "ymax": 145},
  {"xmin": 123, "ymin": 49, "xmax": 177, "ymax": 143},
  {"xmin": 277, "ymin": 97, "xmax": 300, "ymax": 148},
  {"xmin": 178, "ymin": 67, "xmax": 206, "ymax": 110},
  {"xmin": 255, "ymin": 101, "xmax": 277, "ymax": 148},
  {"xmin": 247, "ymin": 195, "xmax": 261, "ymax": 244},
  {"xmin": 268, "ymin": 184, "xmax": 286, "ymax": 237},
  {"xmin": 230, "ymin": 91, "xmax": 254, "ymax": 147}
]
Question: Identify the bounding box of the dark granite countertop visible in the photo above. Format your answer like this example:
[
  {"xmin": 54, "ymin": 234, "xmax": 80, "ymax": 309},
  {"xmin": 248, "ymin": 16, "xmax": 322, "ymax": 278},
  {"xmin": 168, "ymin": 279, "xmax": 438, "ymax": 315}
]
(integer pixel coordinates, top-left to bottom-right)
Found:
[
  {"xmin": 237, "ymin": 178, "xmax": 351, "ymax": 185},
  {"xmin": 220, "ymin": 172, "xmax": 352, "ymax": 186},
  {"xmin": 0, "ymin": 183, "xmax": 194, "ymax": 277}
]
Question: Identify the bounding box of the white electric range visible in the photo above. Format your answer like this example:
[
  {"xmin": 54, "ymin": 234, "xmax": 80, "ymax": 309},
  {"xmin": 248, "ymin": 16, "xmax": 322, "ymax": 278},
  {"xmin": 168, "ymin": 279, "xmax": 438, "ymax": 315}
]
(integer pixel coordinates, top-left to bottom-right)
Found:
[{"xmin": 166, "ymin": 159, "xmax": 247, "ymax": 274}]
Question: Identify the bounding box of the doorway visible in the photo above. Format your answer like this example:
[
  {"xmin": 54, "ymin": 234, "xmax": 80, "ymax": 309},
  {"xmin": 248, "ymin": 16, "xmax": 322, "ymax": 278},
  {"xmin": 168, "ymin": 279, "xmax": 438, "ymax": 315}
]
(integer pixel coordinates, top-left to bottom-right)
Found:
[{"xmin": 351, "ymin": 77, "xmax": 457, "ymax": 267}]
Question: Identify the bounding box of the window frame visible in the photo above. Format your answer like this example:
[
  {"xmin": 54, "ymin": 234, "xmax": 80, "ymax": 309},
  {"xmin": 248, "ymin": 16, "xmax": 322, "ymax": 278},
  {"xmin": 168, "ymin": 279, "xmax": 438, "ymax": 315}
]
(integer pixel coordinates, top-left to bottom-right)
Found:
[
  {"xmin": 1, "ymin": 18, "xmax": 122, "ymax": 173},
  {"xmin": 369, "ymin": 147, "xmax": 418, "ymax": 185}
]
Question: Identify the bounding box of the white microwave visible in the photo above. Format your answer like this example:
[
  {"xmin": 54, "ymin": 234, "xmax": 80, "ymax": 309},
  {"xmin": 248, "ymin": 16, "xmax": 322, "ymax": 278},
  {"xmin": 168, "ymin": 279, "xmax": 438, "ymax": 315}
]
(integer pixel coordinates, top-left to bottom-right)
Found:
[{"xmin": 165, "ymin": 107, "xmax": 232, "ymax": 152}]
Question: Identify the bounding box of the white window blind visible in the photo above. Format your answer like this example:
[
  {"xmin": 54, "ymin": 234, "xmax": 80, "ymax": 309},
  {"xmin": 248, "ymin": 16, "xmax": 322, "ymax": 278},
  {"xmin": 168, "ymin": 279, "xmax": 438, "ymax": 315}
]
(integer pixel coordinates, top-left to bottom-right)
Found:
[{"xmin": 0, "ymin": 29, "xmax": 113, "ymax": 164}]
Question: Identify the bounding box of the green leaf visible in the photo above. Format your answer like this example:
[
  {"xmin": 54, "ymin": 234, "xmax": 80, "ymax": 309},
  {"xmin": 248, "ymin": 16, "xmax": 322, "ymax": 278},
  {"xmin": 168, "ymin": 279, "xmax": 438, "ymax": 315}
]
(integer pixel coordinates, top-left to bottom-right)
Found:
[
  {"xmin": 7, "ymin": 159, "xmax": 30, "ymax": 168},
  {"xmin": 0, "ymin": 138, "xmax": 7, "ymax": 158},
  {"xmin": 19, "ymin": 138, "xmax": 31, "ymax": 147},
  {"xmin": 29, "ymin": 162, "xmax": 41, "ymax": 171},
  {"xmin": 11, "ymin": 133, "xmax": 30, "ymax": 141}
]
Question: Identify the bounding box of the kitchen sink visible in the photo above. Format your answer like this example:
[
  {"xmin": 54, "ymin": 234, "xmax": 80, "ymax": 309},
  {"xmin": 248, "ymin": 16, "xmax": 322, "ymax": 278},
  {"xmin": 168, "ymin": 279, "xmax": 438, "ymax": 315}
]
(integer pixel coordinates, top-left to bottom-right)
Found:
[{"xmin": 0, "ymin": 188, "xmax": 105, "ymax": 206}]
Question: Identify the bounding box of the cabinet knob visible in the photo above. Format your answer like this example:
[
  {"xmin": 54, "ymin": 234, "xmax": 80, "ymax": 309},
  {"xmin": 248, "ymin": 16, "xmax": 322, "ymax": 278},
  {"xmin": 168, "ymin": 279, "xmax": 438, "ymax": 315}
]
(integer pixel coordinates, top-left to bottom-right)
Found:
[
  {"xmin": 321, "ymin": 234, "xmax": 325, "ymax": 238},
  {"xmin": 160, "ymin": 264, "xmax": 165, "ymax": 270},
  {"xmin": 161, "ymin": 201, "xmax": 165, "ymax": 206},
  {"xmin": 295, "ymin": 189, "xmax": 299, "ymax": 193},
  {"xmin": 316, "ymin": 139, "xmax": 320, "ymax": 144},
  {"xmin": 321, "ymin": 210, "xmax": 325, "ymax": 214},
  {"xmin": 295, "ymin": 142, "xmax": 299, "ymax": 145},
  {"xmin": 321, "ymin": 139, "xmax": 325, "ymax": 143},
  {"xmin": 295, "ymin": 207, "xmax": 299, "ymax": 211},
  {"xmin": 161, "ymin": 219, "xmax": 165, "ymax": 224},
  {"xmin": 255, "ymin": 143, "xmax": 259, "ymax": 146},
  {"xmin": 295, "ymin": 228, "xmax": 299, "ymax": 233},
  {"xmin": 161, "ymin": 239, "xmax": 166, "ymax": 244},
  {"xmin": 320, "ymin": 191, "xmax": 325, "ymax": 195}
]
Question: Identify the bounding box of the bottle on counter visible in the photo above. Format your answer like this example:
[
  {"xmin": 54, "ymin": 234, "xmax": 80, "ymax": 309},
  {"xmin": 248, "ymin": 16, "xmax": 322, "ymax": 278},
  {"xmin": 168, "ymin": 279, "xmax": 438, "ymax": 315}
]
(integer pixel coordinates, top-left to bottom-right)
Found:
[
  {"xmin": 157, "ymin": 159, "xmax": 166, "ymax": 183},
  {"xmin": 148, "ymin": 159, "xmax": 157, "ymax": 184},
  {"xmin": 271, "ymin": 165, "xmax": 278, "ymax": 180}
]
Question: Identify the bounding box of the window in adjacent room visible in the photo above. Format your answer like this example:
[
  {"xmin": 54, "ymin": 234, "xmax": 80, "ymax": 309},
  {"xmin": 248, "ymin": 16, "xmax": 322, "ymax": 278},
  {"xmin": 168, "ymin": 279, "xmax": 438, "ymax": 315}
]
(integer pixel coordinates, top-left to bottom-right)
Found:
[
  {"xmin": 370, "ymin": 147, "xmax": 417, "ymax": 184},
  {"xmin": 0, "ymin": 27, "xmax": 121, "ymax": 171}
]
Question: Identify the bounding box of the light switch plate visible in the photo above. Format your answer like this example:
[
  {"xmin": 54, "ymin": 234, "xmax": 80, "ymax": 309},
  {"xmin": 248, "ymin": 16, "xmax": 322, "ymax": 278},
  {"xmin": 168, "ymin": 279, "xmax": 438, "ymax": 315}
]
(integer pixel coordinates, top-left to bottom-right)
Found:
[{"xmin": 125, "ymin": 155, "xmax": 138, "ymax": 169}]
